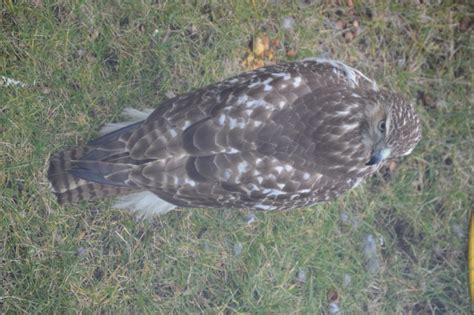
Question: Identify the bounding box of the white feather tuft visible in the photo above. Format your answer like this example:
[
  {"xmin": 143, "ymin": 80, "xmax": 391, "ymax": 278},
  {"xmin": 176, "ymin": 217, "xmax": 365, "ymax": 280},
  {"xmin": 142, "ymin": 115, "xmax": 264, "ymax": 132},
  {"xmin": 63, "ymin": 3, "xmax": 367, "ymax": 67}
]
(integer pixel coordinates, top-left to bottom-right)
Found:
[
  {"xmin": 303, "ymin": 57, "xmax": 379, "ymax": 91},
  {"xmin": 99, "ymin": 107, "xmax": 154, "ymax": 136},
  {"xmin": 122, "ymin": 107, "xmax": 154, "ymax": 120},
  {"xmin": 99, "ymin": 122, "xmax": 135, "ymax": 135},
  {"xmin": 113, "ymin": 191, "xmax": 177, "ymax": 219}
]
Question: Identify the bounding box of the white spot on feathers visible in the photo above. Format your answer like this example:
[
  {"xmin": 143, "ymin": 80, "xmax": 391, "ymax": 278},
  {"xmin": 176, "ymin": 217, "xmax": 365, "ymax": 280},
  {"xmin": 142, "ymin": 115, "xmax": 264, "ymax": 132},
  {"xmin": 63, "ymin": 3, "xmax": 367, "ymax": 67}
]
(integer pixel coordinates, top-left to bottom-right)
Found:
[
  {"xmin": 351, "ymin": 178, "xmax": 363, "ymax": 188},
  {"xmin": 402, "ymin": 147, "xmax": 414, "ymax": 156},
  {"xmin": 292, "ymin": 76, "xmax": 302, "ymax": 87},
  {"xmin": 237, "ymin": 161, "xmax": 250, "ymax": 173},
  {"xmin": 334, "ymin": 110, "xmax": 351, "ymax": 117},
  {"xmin": 348, "ymin": 167, "xmax": 360, "ymax": 173},
  {"xmin": 342, "ymin": 121, "xmax": 359, "ymax": 131},
  {"xmin": 226, "ymin": 148, "xmax": 240, "ymax": 154},
  {"xmin": 248, "ymin": 81, "xmax": 261, "ymax": 88},
  {"xmin": 255, "ymin": 204, "xmax": 277, "ymax": 210},
  {"xmin": 237, "ymin": 95, "xmax": 249, "ymax": 104},
  {"xmin": 262, "ymin": 78, "xmax": 273, "ymax": 91},
  {"xmin": 185, "ymin": 179, "xmax": 197, "ymax": 187},
  {"xmin": 217, "ymin": 114, "xmax": 226, "ymax": 126},
  {"xmin": 263, "ymin": 188, "xmax": 286, "ymax": 197},
  {"xmin": 271, "ymin": 72, "xmax": 291, "ymax": 80},
  {"xmin": 182, "ymin": 120, "xmax": 192, "ymax": 129},
  {"xmin": 245, "ymin": 100, "xmax": 265, "ymax": 109},
  {"xmin": 228, "ymin": 117, "xmax": 245, "ymax": 129},
  {"xmin": 248, "ymin": 184, "xmax": 259, "ymax": 192},
  {"xmin": 223, "ymin": 170, "xmax": 232, "ymax": 180},
  {"xmin": 168, "ymin": 129, "xmax": 178, "ymax": 137}
]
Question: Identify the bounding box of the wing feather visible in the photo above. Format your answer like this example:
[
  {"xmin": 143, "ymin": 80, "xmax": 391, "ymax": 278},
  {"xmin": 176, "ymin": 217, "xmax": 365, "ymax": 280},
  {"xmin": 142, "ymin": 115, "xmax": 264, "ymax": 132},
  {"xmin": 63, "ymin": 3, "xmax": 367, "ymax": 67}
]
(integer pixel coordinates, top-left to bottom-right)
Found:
[{"xmin": 61, "ymin": 60, "xmax": 379, "ymax": 209}]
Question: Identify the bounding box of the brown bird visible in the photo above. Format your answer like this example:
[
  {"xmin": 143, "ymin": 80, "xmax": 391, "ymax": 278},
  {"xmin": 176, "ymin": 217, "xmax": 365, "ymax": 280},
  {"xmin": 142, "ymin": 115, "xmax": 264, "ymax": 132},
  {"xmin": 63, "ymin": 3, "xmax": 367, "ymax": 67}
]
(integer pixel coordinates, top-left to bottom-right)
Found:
[{"xmin": 48, "ymin": 59, "xmax": 421, "ymax": 217}]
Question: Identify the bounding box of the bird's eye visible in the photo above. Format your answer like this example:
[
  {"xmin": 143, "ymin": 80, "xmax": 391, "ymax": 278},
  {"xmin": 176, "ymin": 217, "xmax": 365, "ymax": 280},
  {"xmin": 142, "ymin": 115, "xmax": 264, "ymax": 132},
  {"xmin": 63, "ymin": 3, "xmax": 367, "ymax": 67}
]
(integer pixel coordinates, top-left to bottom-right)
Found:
[{"xmin": 378, "ymin": 120, "xmax": 386, "ymax": 133}]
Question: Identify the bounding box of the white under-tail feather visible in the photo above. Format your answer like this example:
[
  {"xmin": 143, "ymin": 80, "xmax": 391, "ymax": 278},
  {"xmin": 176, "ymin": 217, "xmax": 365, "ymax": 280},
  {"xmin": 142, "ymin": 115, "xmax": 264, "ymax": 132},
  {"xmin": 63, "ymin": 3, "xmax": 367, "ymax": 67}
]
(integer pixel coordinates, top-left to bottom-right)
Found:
[
  {"xmin": 113, "ymin": 191, "xmax": 177, "ymax": 219},
  {"xmin": 100, "ymin": 107, "xmax": 178, "ymax": 218},
  {"xmin": 99, "ymin": 107, "xmax": 155, "ymax": 136}
]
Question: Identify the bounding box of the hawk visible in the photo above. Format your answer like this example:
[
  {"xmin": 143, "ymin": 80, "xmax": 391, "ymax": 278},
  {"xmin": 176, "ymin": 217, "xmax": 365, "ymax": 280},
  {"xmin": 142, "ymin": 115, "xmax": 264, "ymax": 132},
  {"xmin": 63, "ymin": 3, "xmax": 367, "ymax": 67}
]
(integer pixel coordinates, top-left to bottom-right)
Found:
[{"xmin": 48, "ymin": 59, "xmax": 421, "ymax": 217}]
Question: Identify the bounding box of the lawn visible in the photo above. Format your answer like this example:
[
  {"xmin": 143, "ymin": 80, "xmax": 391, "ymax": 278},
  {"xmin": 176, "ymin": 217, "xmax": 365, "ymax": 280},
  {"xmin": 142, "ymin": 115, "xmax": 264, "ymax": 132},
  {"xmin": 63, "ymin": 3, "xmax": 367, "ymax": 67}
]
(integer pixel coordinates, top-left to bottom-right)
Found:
[{"xmin": 1, "ymin": 0, "xmax": 472, "ymax": 313}]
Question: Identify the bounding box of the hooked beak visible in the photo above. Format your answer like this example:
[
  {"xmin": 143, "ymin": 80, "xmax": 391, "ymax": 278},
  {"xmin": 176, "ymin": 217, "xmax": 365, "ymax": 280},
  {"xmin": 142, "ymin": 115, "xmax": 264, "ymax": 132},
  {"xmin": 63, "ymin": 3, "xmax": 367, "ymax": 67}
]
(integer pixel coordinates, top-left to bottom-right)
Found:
[{"xmin": 366, "ymin": 148, "xmax": 391, "ymax": 166}]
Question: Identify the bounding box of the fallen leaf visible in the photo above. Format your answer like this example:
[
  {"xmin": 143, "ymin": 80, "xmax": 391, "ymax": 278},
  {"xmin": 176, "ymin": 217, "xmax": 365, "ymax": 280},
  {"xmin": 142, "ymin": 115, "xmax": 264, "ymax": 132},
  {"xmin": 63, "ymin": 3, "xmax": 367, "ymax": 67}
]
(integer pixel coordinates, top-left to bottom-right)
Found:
[
  {"xmin": 242, "ymin": 33, "xmax": 277, "ymax": 70},
  {"xmin": 253, "ymin": 37, "xmax": 266, "ymax": 56},
  {"xmin": 327, "ymin": 289, "xmax": 339, "ymax": 303},
  {"xmin": 32, "ymin": 0, "xmax": 43, "ymax": 7},
  {"xmin": 77, "ymin": 113, "xmax": 88, "ymax": 126},
  {"xmin": 286, "ymin": 49, "xmax": 297, "ymax": 58},
  {"xmin": 264, "ymin": 50, "xmax": 273, "ymax": 60},
  {"xmin": 416, "ymin": 90, "xmax": 436, "ymax": 109},
  {"xmin": 344, "ymin": 31, "xmax": 354, "ymax": 42},
  {"xmin": 335, "ymin": 20, "xmax": 346, "ymax": 30},
  {"xmin": 459, "ymin": 16, "xmax": 472, "ymax": 32},
  {"xmin": 88, "ymin": 28, "xmax": 99, "ymax": 42},
  {"xmin": 388, "ymin": 160, "xmax": 397, "ymax": 173},
  {"xmin": 253, "ymin": 59, "xmax": 265, "ymax": 69}
]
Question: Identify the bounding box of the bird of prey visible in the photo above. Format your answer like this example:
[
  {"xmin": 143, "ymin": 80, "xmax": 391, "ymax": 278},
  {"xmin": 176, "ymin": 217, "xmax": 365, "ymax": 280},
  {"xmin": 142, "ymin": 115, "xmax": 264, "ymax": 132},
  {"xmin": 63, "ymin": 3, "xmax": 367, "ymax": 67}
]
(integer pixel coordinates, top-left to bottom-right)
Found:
[{"xmin": 48, "ymin": 59, "xmax": 421, "ymax": 217}]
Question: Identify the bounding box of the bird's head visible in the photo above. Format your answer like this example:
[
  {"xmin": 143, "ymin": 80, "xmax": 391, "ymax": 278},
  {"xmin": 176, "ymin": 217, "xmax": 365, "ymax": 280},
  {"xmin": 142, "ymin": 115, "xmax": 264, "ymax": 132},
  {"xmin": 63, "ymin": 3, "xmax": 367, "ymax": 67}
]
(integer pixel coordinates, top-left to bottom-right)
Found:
[{"xmin": 361, "ymin": 90, "xmax": 421, "ymax": 166}]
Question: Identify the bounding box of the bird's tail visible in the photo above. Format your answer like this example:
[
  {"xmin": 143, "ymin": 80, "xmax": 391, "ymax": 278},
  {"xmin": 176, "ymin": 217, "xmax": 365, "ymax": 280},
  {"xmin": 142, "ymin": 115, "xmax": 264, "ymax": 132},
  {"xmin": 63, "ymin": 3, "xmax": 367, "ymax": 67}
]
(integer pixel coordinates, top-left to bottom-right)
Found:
[
  {"xmin": 47, "ymin": 146, "xmax": 139, "ymax": 204},
  {"xmin": 47, "ymin": 107, "xmax": 178, "ymax": 217}
]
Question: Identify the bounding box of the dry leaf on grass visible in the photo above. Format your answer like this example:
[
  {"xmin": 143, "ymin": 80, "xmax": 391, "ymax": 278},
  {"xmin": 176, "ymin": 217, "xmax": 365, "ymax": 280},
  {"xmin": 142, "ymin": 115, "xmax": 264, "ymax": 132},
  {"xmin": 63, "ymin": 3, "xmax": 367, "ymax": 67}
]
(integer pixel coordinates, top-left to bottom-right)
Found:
[{"xmin": 241, "ymin": 33, "xmax": 277, "ymax": 70}]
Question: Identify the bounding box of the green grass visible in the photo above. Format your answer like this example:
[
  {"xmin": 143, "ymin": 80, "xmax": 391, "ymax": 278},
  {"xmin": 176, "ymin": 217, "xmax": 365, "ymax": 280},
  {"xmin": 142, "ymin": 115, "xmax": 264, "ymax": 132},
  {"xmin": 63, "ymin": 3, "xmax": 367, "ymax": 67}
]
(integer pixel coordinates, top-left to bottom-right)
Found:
[{"xmin": 1, "ymin": 0, "xmax": 473, "ymax": 313}]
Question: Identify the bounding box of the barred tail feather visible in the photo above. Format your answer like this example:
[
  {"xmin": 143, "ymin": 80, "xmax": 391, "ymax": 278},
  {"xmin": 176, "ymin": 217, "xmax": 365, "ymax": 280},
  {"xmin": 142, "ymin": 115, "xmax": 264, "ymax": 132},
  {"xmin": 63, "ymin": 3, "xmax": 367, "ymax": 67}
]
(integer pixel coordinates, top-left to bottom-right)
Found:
[
  {"xmin": 47, "ymin": 107, "xmax": 177, "ymax": 217},
  {"xmin": 48, "ymin": 107, "xmax": 154, "ymax": 204},
  {"xmin": 47, "ymin": 147, "xmax": 139, "ymax": 204},
  {"xmin": 48, "ymin": 148, "xmax": 177, "ymax": 217}
]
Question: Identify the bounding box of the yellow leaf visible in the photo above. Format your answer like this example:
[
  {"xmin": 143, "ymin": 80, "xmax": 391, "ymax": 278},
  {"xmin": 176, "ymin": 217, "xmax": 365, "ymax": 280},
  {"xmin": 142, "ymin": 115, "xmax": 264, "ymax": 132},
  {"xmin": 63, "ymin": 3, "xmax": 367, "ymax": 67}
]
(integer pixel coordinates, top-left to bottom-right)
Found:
[
  {"xmin": 77, "ymin": 113, "xmax": 88, "ymax": 126},
  {"xmin": 261, "ymin": 33, "xmax": 270, "ymax": 51},
  {"xmin": 253, "ymin": 37, "xmax": 265, "ymax": 56}
]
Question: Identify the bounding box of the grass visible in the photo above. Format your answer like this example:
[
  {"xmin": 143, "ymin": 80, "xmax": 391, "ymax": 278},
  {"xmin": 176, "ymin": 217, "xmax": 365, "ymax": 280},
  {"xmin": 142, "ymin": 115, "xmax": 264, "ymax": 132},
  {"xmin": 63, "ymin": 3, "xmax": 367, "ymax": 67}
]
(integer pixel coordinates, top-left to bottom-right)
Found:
[{"xmin": 1, "ymin": 0, "xmax": 472, "ymax": 313}]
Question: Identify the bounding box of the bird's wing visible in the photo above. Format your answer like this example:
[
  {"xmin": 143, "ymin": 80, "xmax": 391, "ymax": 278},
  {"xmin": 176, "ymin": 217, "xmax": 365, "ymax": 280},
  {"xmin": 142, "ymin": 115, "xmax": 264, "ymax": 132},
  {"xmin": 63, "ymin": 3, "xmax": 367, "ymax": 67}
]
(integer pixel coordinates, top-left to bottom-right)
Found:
[{"xmin": 68, "ymin": 60, "xmax": 374, "ymax": 208}]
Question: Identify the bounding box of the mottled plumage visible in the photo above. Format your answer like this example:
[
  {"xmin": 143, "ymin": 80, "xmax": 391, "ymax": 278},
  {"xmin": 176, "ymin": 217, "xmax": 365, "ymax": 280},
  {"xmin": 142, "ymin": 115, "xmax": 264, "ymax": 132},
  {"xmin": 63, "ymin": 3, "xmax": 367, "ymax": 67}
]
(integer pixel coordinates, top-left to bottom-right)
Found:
[{"xmin": 48, "ymin": 59, "xmax": 421, "ymax": 216}]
